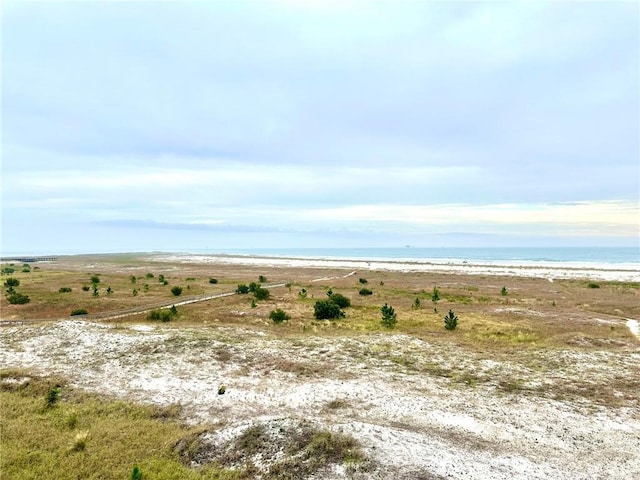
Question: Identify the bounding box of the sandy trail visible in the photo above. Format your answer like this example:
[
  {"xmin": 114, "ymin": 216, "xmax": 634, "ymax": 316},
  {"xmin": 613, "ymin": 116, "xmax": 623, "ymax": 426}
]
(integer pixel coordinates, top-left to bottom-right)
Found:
[{"xmin": 1, "ymin": 320, "xmax": 639, "ymax": 479}]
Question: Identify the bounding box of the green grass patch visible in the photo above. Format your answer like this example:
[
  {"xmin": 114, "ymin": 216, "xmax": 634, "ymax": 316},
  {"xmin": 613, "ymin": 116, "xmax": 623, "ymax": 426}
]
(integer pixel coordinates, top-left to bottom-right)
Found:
[{"xmin": 0, "ymin": 371, "xmax": 242, "ymax": 480}]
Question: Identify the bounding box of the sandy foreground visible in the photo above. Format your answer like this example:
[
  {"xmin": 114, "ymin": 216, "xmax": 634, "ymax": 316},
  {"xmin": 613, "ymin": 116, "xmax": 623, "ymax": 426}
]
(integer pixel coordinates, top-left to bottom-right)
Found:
[{"xmin": 1, "ymin": 254, "xmax": 639, "ymax": 479}]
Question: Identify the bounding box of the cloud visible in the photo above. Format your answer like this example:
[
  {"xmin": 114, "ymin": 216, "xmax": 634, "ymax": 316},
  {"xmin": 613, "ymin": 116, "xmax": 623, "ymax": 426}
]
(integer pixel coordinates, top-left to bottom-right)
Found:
[{"xmin": 1, "ymin": 1, "xmax": 638, "ymax": 251}]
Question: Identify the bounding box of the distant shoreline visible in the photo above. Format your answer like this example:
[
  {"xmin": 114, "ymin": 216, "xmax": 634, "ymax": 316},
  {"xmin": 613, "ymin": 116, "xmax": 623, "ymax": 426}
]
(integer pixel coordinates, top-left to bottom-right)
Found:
[{"xmin": 152, "ymin": 252, "xmax": 640, "ymax": 282}]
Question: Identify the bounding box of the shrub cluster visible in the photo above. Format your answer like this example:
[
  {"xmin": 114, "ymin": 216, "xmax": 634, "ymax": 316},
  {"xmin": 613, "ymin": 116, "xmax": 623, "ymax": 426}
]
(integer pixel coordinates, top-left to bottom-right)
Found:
[
  {"xmin": 359, "ymin": 288, "xmax": 373, "ymax": 296},
  {"xmin": 148, "ymin": 307, "xmax": 178, "ymax": 322},
  {"xmin": 314, "ymin": 300, "xmax": 345, "ymax": 320}
]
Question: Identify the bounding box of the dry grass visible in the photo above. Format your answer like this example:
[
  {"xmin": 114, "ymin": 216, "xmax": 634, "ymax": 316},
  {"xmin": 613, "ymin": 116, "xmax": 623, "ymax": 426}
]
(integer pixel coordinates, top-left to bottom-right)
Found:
[{"xmin": 0, "ymin": 370, "xmax": 245, "ymax": 480}]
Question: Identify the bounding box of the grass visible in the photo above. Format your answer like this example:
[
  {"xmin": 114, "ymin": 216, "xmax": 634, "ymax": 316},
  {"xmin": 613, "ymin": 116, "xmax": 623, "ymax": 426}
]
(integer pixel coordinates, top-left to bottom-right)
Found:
[{"xmin": 0, "ymin": 370, "xmax": 244, "ymax": 480}]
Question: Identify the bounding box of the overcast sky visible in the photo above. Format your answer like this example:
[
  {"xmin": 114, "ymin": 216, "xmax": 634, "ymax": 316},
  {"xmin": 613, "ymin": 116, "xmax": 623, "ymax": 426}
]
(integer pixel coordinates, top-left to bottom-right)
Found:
[{"xmin": 2, "ymin": 1, "xmax": 638, "ymax": 254}]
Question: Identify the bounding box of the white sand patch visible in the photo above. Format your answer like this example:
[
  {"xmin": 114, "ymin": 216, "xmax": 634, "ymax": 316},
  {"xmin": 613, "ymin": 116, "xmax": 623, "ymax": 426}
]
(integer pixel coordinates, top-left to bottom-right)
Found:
[{"xmin": 1, "ymin": 321, "xmax": 639, "ymax": 479}]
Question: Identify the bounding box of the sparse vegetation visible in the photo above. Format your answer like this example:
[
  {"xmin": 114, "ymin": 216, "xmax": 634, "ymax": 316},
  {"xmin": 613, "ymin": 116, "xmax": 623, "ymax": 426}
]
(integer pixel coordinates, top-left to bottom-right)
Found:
[
  {"xmin": 381, "ymin": 303, "xmax": 397, "ymax": 328},
  {"xmin": 254, "ymin": 286, "xmax": 270, "ymax": 300},
  {"xmin": 7, "ymin": 292, "xmax": 30, "ymax": 304},
  {"xmin": 328, "ymin": 293, "xmax": 351, "ymax": 308},
  {"xmin": 148, "ymin": 308, "xmax": 176, "ymax": 322},
  {"xmin": 444, "ymin": 309, "xmax": 458, "ymax": 330},
  {"xmin": 269, "ymin": 308, "xmax": 291, "ymax": 324},
  {"xmin": 314, "ymin": 300, "xmax": 345, "ymax": 320}
]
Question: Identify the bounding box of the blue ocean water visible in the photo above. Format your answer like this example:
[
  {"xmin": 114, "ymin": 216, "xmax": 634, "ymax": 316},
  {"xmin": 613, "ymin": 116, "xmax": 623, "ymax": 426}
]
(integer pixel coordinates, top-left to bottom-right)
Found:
[{"xmin": 205, "ymin": 247, "xmax": 640, "ymax": 265}]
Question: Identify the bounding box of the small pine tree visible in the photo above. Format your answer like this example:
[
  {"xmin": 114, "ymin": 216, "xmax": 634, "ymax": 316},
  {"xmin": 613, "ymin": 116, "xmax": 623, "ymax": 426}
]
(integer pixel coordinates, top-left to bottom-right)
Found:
[
  {"xmin": 501, "ymin": 286, "xmax": 508, "ymax": 296},
  {"xmin": 130, "ymin": 276, "xmax": 137, "ymax": 284},
  {"xmin": 431, "ymin": 286, "xmax": 440, "ymax": 304},
  {"xmin": 381, "ymin": 303, "xmax": 397, "ymax": 328},
  {"xmin": 130, "ymin": 465, "xmax": 143, "ymax": 480},
  {"xmin": 170, "ymin": 305, "xmax": 178, "ymax": 315},
  {"xmin": 45, "ymin": 387, "xmax": 60, "ymax": 408},
  {"xmin": 444, "ymin": 309, "xmax": 458, "ymax": 330},
  {"xmin": 412, "ymin": 297, "xmax": 421, "ymax": 309}
]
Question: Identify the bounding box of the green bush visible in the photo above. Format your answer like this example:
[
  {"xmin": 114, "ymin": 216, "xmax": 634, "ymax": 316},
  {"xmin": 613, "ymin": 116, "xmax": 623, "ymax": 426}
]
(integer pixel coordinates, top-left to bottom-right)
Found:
[
  {"xmin": 249, "ymin": 282, "xmax": 259, "ymax": 292},
  {"xmin": 412, "ymin": 297, "xmax": 421, "ymax": 309},
  {"xmin": 501, "ymin": 286, "xmax": 508, "ymax": 296},
  {"xmin": 90, "ymin": 275, "xmax": 100, "ymax": 284},
  {"xmin": 158, "ymin": 275, "xmax": 165, "ymax": 283},
  {"xmin": 147, "ymin": 309, "xmax": 175, "ymax": 322},
  {"xmin": 358, "ymin": 288, "xmax": 373, "ymax": 296},
  {"xmin": 1, "ymin": 267, "xmax": 15, "ymax": 274},
  {"xmin": 82, "ymin": 285, "xmax": 90, "ymax": 292},
  {"xmin": 298, "ymin": 288, "xmax": 308, "ymax": 298},
  {"xmin": 444, "ymin": 309, "xmax": 458, "ymax": 330},
  {"xmin": 70, "ymin": 308, "xmax": 88, "ymax": 316},
  {"xmin": 269, "ymin": 308, "xmax": 290, "ymax": 324},
  {"xmin": 258, "ymin": 275, "xmax": 267, "ymax": 283},
  {"xmin": 314, "ymin": 300, "xmax": 344, "ymax": 320},
  {"xmin": 7, "ymin": 292, "xmax": 30, "ymax": 304},
  {"xmin": 59, "ymin": 287, "xmax": 72, "ymax": 293},
  {"xmin": 328, "ymin": 293, "xmax": 351, "ymax": 308},
  {"xmin": 358, "ymin": 278, "xmax": 368, "ymax": 284},
  {"xmin": 381, "ymin": 303, "xmax": 397, "ymax": 328},
  {"xmin": 209, "ymin": 278, "xmax": 218, "ymax": 284},
  {"xmin": 254, "ymin": 287, "xmax": 270, "ymax": 300},
  {"xmin": 588, "ymin": 282, "xmax": 600, "ymax": 289},
  {"xmin": 145, "ymin": 272, "xmax": 154, "ymax": 279},
  {"xmin": 4, "ymin": 277, "xmax": 20, "ymax": 289},
  {"xmin": 171, "ymin": 286, "xmax": 183, "ymax": 296},
  {"xmin": 236, "ymin": 284, "xmax": 250, "ymax": 294}
]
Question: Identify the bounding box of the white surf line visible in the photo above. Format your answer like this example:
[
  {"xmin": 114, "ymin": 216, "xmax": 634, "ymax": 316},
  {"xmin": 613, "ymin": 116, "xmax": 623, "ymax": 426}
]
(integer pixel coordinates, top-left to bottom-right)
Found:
[{"xmin": 626, "ymin": 319, "xmax": 639, "ymax": 338}]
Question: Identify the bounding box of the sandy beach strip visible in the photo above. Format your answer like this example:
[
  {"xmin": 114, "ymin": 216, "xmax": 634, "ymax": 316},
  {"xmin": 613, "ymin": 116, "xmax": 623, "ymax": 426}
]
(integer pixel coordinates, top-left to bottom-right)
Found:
[{"xmin": 154, "ymin": 253, "xmax": 640, "ymax": 282}]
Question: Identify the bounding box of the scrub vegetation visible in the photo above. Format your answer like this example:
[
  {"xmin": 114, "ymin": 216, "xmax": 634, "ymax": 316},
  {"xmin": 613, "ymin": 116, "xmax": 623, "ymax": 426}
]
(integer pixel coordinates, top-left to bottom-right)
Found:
[{"xmin": 1, "ymin": 254, "xmax": 639, "ymax": 479}]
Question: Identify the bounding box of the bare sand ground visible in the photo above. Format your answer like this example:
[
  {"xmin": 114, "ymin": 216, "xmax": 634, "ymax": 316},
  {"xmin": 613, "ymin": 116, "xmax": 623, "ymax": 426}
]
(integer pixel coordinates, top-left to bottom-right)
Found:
[{"xmin": 1, "ymin": 254, "xmax": 639, "ymax": 479}]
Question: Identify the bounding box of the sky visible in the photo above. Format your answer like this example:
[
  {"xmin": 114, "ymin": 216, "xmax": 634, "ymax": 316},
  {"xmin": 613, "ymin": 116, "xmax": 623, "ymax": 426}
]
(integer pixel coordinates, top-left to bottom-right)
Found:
[{"xmin": 1, "ymin": 1, "xmax": 639, "ymax": 254}]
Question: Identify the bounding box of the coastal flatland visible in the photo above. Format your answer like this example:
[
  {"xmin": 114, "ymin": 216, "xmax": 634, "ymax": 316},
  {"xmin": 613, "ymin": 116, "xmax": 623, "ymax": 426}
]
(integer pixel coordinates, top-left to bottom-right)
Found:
[{"xmin": 1, "ymin": 253, "xmax": 639, "ymax": 479}]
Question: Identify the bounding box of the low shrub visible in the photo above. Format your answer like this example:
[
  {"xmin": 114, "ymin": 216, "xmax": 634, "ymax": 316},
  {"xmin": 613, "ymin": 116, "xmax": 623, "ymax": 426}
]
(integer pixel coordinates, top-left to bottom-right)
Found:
[
  {"xmin": 269, "ymin": 308, "xmax": 291, "ymax": 324},
  {"xmin": 328, "ymin": 293, "xmax": 351, "ymax": 308},
  {"xmin": 59, "ymin": 287, "xmax": 72, "ymax": 293},
  {"xmin": 147, "ymin": 309, "xmax": 175, "ymax": 322},
  {"xmin": 171, "ymin": 286, "xmax": 182, "ymax": 296},
  {"xmin": 70, "ymin": 308, "xmax": 88, "ymax": 316},
  {"xmin": 254, "ymin": 287, "xmax": 270, "ymax": 301},
  {"xmin": 209, "ymin": 278, "xmax": 218, "ymax": 284},
  {"xmin": 236, "ymin": 284, "xmax": 250, "ymax": 294},
  {"xmin": 7, "ymin": 292, "xmax": 30, "ymax": 304},
  {"xmin": 359, "ymin": 288, "xmax": 373, "ymax": 296},
  {"xmin": 314, "ymin": 300, "xmax": 344, "ymax": 320}
]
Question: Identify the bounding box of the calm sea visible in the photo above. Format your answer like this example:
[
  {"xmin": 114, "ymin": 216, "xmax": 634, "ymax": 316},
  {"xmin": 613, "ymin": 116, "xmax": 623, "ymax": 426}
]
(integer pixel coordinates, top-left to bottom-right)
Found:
[{"xmin": 202, "ymin": 247, "xmax": 639, "ymax": 265}]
